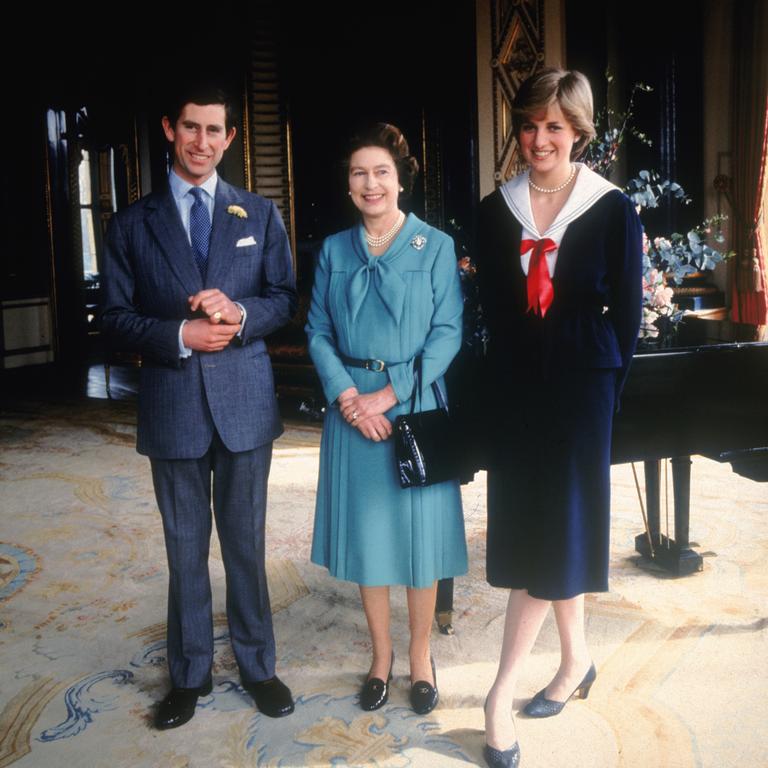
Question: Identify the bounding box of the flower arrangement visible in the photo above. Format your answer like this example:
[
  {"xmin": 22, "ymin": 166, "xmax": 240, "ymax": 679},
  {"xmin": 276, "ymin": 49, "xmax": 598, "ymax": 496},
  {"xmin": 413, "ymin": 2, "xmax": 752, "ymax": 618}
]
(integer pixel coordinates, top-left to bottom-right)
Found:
[
  {"xmin": 642, "ymin": 261, "xmax": 680, "ymax": 338},
  {"xmin": 585, "ymin": 75, "xmax": 733, "ymax": 340}
]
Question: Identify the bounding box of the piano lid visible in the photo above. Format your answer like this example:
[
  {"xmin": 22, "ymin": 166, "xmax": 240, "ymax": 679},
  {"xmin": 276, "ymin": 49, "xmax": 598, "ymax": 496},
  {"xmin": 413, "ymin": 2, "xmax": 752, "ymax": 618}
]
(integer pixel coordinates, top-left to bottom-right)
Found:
[
  {"xmin": 636, "ymin": 317, "xmax": 768, "ymax": 356},
  {"xmin": 614, "ymin": 315, "xmax": 768, "ymax": 465}
]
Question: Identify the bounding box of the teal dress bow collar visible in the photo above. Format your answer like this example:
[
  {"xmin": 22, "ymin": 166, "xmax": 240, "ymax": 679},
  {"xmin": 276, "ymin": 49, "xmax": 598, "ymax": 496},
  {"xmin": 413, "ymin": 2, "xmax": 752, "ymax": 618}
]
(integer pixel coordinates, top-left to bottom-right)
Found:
[{"xmin": 347, "ymin": 213, "xmax": 425, "ymax": 324}]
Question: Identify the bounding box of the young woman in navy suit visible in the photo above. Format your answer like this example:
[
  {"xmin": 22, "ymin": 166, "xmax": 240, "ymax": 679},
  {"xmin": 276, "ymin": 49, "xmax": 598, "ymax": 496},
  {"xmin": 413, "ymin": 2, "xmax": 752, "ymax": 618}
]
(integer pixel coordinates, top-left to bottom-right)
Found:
[{"xmin": 475, "ymin": 68, "xmax": 643, "ymax": 767}]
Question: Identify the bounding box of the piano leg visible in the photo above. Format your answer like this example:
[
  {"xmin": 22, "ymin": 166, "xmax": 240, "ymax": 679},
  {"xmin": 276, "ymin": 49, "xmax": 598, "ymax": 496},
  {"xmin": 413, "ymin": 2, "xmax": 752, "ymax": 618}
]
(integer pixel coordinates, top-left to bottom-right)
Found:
[
  {"xmin": 671, "ymin": 456, "xmax": 692, "ymax": 548},
  {"xmin": 644, "ymin": 459, "xmax": 661, "ymax": 544},
  {"xmin": 634, "ymin": 456, "xmax": 704, "ymax": 575}
]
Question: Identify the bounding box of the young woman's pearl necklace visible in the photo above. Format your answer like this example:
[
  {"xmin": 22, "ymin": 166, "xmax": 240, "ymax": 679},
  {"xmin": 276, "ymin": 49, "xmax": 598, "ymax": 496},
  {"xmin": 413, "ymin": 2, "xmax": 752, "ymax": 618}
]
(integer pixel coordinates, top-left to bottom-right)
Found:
[
  {"xmin": 365, "ymin": 211, "xmax": 405, "ymax": 247},
  {"xmin": 528, "ymin": 164, "xmax": 576, "ymax": 194}
]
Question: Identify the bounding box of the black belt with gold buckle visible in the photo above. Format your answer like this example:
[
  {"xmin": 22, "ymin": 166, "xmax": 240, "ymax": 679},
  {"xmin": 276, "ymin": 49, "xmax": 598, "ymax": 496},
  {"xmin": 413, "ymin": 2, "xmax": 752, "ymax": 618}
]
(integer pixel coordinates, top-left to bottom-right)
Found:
[{"xmin": 339, "ymin": 354, "xmax": 392, "ymax": 372}]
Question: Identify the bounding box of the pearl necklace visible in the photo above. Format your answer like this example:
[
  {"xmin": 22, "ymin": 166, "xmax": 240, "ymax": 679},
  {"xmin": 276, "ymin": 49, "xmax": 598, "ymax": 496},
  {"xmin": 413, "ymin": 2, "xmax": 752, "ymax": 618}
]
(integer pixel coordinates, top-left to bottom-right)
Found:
[
  {"xmin": 365, "ymin": 211, "xmax": 405, "ymax": 248},
  {"xmin": 528, "ymin": 164, "xmax": 576, "ymax": 194}
]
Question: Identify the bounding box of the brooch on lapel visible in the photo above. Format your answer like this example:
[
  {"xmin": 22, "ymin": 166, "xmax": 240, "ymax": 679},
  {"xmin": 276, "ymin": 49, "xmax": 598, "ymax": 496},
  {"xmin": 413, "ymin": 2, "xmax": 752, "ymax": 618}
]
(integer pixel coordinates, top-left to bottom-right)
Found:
[
  {"xmin": 410, "ymin": 235, "xmax": 427, "ymax": 250},
  {"xmin": 227, "ymin": 204, "xmax": 248, "ymax": 219}
]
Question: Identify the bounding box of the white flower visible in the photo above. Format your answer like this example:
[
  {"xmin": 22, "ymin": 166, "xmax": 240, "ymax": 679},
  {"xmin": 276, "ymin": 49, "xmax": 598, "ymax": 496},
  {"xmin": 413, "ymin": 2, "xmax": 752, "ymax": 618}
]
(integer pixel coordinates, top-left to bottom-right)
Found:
[{"xmin": 227, "ymin": 205, "xmax": 247, "ymax": 219}]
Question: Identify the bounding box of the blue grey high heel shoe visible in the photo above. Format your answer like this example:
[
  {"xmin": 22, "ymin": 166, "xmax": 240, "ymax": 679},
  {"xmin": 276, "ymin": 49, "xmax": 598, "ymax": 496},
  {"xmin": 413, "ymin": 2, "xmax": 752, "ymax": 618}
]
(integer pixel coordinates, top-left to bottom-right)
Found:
[
  {"xmin": 483, "ymin": 697, "xmax": 521, "ymax": 768},
  {"xmin": 523, "ymin": 662, "xmax": 596, "ymax": 718},
  {"xmin": 483, "ymin": 743, "xmax": 521, "ymax": 768}
]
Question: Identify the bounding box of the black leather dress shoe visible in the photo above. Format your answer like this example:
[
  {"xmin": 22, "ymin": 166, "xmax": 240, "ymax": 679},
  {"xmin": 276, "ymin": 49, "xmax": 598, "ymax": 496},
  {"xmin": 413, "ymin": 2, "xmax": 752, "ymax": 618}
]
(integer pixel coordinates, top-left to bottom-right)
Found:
[
  {"xmin": 242, "ymin": 675, "xmax": 295, "ymax": 718},
  {"xmin": 360, "ymin": 651, "xmax": 394, "ymax": 711},
  {"xmin": 154, "ymin": 679, "xmax": 213, "ymax": 730},
  {"xmin": 410, "ymin": 655, "xmax": 439, "ymax": 715}
]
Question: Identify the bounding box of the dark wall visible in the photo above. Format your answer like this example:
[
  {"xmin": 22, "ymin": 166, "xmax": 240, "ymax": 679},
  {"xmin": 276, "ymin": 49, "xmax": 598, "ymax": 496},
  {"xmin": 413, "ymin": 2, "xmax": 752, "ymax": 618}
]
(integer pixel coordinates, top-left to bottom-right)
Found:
[
  {"xmin": 566, "ymin": 0, "xmax": 705, "ymax": 237},
  {"xmin": 1, "ymin": 131, "xmax": 52, "ymax": 301},
  {"xmin": 282, "ymin": 1, "xmax": 478, "ymax": 242}
]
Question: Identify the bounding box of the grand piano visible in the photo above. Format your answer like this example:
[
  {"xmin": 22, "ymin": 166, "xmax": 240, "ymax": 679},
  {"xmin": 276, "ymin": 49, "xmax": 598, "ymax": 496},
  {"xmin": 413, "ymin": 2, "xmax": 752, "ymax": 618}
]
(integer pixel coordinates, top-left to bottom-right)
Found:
[
  {"xmin": 434, "ymin": 316, "xmax": 768, "ymax": 632},
  {"xmin": 611, "ymin": 316, "xmax": 768, "ymax": 574}
]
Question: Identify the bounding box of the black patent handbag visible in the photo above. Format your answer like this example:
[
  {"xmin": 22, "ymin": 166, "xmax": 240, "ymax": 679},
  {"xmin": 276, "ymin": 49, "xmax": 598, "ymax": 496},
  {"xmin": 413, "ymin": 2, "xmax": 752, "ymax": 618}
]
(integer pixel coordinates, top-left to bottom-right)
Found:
[{"xmin": 394, "ymin": 356, "xmax": 462, "ymax": 488}]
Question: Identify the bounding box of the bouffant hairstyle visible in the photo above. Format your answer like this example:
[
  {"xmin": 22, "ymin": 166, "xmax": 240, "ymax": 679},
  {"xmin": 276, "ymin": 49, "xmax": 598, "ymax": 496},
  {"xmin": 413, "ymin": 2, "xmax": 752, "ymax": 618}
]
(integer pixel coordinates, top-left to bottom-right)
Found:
[
  {"xmin": 512, "ymin": 67, "xmax": 596, "ymax": 159},
  {"xmin": 344, "ymin": 123, "xmax": 420, "ymax": 195}
]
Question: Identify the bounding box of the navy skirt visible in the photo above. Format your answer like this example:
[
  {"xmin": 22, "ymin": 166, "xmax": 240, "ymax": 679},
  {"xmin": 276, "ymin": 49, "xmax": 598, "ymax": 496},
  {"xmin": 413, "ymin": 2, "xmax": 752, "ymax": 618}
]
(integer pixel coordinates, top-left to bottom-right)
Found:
[{"xmin": 486, "ymin": 368, "xmax": 616, "ymax": 600}]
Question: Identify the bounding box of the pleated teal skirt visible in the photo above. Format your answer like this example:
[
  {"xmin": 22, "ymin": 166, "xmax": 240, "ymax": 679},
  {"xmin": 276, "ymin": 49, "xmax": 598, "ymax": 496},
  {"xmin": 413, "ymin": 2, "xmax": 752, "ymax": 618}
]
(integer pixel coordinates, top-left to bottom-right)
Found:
[{"xmin": 311, "ymin": 402, "xmax": 468, "ymax": 588}]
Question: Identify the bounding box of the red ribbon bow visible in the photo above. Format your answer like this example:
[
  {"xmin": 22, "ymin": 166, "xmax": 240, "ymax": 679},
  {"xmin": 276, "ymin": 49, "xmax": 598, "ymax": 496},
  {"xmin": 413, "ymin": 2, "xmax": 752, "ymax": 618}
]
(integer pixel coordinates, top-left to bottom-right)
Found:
[{"xmin": 521, "ymin": 238, "xmax": 557, "ymax": 317}]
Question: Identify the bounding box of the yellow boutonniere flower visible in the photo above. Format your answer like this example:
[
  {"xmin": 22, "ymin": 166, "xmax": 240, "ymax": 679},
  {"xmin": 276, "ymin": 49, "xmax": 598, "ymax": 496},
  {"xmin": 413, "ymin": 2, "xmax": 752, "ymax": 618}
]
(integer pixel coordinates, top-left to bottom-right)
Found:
[{"xmin": 227, "ymin": 205, "xmax": 248, "ymax": 219}]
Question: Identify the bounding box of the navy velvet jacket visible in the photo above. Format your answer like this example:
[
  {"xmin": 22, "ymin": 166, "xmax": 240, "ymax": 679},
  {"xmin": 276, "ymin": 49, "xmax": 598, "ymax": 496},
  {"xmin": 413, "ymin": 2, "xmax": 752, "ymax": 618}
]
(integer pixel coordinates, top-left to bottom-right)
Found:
[{"xmin": 476, "ymin": 187, "xmax": 643, "ymax": 405}]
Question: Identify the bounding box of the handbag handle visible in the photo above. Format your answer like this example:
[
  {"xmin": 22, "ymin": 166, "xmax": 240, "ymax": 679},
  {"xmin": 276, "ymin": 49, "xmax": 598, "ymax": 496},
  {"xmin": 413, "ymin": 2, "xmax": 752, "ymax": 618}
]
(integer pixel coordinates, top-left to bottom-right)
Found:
[{"xmin": 409, "ymin": 355, "xmax": 449, "ymax": 416}]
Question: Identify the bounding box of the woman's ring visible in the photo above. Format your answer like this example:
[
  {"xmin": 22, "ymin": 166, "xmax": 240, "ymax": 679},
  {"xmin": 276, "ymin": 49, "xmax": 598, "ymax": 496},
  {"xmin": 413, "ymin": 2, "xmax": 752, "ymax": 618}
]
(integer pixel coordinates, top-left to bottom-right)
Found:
[
  {"xmin": 352, "ymin": 410, "xmax": 359, "ymax": 422},
  {"xmin": 213, "ymin": 311, "xmax": 222, "ymax": 321}
]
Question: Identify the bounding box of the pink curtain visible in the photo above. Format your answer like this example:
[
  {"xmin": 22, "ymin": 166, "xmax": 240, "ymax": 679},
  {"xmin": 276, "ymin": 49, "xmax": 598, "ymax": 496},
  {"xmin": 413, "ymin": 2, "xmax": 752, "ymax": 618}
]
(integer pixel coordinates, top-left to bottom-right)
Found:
[{"xmin": 730, "ymin": 0, "xmax": 768, "ymax": 325}]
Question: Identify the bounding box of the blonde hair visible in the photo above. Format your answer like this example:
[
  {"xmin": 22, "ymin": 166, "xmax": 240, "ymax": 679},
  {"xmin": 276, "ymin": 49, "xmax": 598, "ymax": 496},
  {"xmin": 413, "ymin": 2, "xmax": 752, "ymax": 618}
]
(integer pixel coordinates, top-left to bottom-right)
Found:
[{"xmin": 512, "ymin": 67, "xmax": 596, "ymax": 159}]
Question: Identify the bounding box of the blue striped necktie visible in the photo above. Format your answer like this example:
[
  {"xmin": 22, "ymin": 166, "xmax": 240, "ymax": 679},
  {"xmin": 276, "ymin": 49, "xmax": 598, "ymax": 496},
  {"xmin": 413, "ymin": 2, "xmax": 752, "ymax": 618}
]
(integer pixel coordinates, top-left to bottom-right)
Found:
[{"xmin": 189, "ymin": 187, "xmax": 211, "ymax": 277}]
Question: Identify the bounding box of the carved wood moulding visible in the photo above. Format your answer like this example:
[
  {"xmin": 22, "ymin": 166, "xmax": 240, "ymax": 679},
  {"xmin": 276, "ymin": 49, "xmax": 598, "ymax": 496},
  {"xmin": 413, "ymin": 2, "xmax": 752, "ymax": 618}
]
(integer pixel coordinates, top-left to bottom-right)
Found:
[{"xmin": 491, "ymin": 0, "xmax": 545, "ymax": 184}]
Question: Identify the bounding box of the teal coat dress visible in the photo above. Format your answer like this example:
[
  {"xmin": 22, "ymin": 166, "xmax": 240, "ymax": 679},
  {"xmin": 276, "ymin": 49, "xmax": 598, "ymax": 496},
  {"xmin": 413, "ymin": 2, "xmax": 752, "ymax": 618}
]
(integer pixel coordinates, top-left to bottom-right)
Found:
[{"xmin": 306, "ymin": 213, "xmax": 468, "ymax": 588}]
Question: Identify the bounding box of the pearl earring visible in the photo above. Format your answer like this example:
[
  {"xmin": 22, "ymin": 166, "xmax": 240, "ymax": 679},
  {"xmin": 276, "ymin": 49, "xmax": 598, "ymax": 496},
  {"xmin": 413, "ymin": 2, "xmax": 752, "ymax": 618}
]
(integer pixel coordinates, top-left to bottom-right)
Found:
[
  {"xmin": 348, "ymin": 191, "xmax": 352, "ymax": 196},
  {"xmin": 399, "ymin": 186, "xmax": 404, "ymax": 192}
]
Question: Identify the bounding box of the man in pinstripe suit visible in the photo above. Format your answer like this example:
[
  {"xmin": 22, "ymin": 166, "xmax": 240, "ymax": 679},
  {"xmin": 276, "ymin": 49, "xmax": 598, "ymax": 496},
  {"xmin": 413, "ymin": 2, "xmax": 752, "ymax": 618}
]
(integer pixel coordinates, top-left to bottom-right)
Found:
[{"xmin": 101, "ymin": 86, "xmax": 297, "ymax": 729}]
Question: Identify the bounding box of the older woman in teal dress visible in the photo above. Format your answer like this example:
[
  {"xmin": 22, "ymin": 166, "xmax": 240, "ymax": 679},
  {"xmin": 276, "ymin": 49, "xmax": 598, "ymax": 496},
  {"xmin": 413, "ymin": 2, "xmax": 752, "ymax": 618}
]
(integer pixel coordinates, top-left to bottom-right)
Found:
[{"xmin": 306, "ymin": 123, "xmax": 467, "ymax": 715}]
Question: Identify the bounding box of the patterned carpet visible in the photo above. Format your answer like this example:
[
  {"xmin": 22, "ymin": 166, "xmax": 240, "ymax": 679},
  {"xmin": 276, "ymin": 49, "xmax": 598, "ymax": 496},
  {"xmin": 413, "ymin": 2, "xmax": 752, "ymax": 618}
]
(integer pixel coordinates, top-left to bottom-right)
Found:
[{"xmin": 0, "ymin": 398, "xmax": 766, "ymax": 767}]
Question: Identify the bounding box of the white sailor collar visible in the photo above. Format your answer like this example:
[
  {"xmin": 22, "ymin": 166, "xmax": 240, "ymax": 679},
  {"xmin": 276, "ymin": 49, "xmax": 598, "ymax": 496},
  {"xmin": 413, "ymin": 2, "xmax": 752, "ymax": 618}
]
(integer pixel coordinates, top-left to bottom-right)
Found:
[{"xmin": 499, "ymin": 163, "xmax": 619, "ymax": 240}]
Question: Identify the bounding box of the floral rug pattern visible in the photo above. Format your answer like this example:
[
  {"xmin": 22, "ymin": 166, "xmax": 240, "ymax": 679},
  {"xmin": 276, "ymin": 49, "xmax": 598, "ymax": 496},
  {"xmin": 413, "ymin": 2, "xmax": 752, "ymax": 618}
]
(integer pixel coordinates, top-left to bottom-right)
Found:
[{"xmin": 1, "ymin": 399, "xmax": 766, "ymax": 767}]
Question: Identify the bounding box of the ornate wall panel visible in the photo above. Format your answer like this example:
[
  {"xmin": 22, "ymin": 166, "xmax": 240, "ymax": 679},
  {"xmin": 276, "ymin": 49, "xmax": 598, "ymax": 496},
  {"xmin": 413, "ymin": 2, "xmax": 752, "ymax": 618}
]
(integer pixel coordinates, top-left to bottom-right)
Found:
[{"xmin": 491, "ymin": 0, "xmax": 545, "ymax": 183}]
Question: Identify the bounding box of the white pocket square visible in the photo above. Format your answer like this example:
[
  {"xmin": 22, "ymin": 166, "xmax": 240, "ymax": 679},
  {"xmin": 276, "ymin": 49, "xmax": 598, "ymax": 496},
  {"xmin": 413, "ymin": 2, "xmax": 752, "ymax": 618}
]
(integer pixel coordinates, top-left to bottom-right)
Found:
[{"xmin": 236, "ymin": 236, "xmax": 257, "ymax": 247}]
